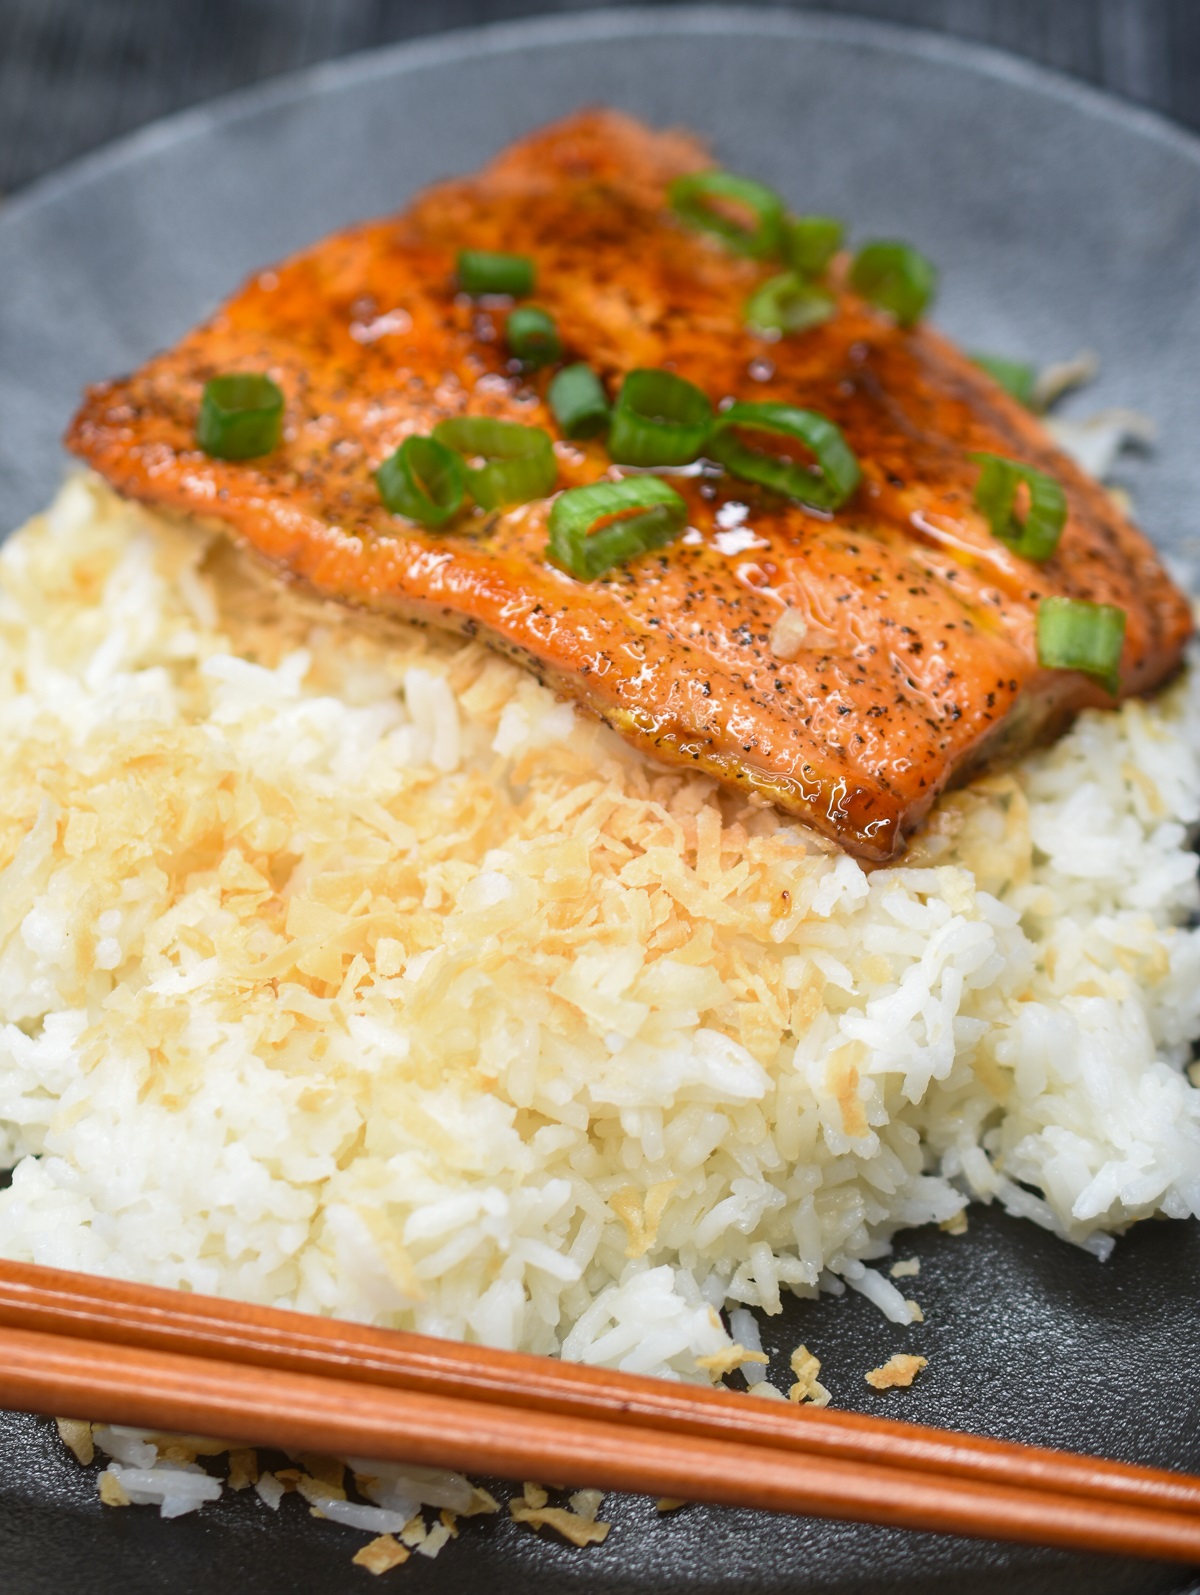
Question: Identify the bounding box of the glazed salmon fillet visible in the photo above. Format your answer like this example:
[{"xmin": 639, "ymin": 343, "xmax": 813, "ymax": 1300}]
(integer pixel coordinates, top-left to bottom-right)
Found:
[{"xmin": 67, "ymin": 111, "xmax": 1192, "ymax": 859}]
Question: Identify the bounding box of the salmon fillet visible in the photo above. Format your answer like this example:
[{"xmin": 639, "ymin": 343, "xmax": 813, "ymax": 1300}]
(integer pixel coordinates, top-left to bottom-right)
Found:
[{"xmin": 67, "ymin": 110, "xmax": 1192, "ymax": 859}]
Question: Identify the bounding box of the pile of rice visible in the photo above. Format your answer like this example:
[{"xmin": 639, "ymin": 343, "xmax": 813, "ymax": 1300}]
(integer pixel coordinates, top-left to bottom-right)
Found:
[{"xmin": 1, "ymin": 473, "xmax": 1200, "ymax": 1398}]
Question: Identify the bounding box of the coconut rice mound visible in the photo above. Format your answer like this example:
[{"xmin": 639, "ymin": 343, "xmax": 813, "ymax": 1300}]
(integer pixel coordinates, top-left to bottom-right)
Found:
[{"xmin": 0, "ymin": 474, "xmax": 1199, "ymax": 1379}]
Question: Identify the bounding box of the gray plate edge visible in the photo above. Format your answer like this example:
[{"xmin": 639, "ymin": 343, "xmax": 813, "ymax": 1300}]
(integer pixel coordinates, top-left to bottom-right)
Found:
[{"xmin": 5, "ymin": 3, "xmax": 1200, "ymax": 237}]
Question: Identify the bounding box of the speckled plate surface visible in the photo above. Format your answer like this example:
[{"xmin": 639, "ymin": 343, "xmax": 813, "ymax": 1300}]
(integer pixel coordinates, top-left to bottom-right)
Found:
[{"xmin": 1, "ymin": 9, "xmax": 1200, "ymax": 1593}]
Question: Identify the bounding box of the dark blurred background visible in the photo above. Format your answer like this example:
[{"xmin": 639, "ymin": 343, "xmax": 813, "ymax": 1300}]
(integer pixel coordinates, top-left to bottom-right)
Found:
[{"xmin": 2, "ymin": 0, "xmax": 1198, "ymax": 196}]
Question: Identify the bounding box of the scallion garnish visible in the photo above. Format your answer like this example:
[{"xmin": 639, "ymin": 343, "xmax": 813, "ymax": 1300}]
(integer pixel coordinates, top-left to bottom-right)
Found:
[
  {"xmin": 706, "ymin": 401, "xmax": 861, "ymax": 511},
  {"xmin": 608, "ymin": 369, "xmax": 713, "ymax": 467},
  {"xmin": 668, "ymin": 170, "xmax": 784, "ymax": 258},
  {"xmin": 548, "ymin": 363, "xmax": 610, "ymax": 440},
  {"xmin": 1037, "ymin": 596, "xmax": 1126, "ymax": 696},
  {"xmin": 970, "ymin": 352, "xmax": 1037, "ymax": 407},
  {"xmin": 547, "ymin": 477, "xmax": 688, "ymax": 580},
  {"xmin": 375, "ymin": 435, "xmax": 465, "ymax": 528},
  {"xmin": 457, "ymin": 250, "xmax": 535, "ymax": 297},
  {"xmin": 744, "ymin": 273, "xmax": 835, "ymax": 338},
  {"xmin": 972, "ymin": 452, "xmax": 1067, "ymax": 562},
  {"xmin": 432, "ymin": 416, "xmax": 556, "ymax": 509},
  {"xmin": 506, "ymin": 306, "xmax": 561, "ymax": 365},
  {"xmin": 849, "ymin": 240, "xmax": 937, "ymax": 328},
  {"xmin": 197, "ymin": 374, "xmax": 284, "ymax": 460},
  {"xmin": 783, "ymin": 215, "xmax": 845, "ymax": 278}
]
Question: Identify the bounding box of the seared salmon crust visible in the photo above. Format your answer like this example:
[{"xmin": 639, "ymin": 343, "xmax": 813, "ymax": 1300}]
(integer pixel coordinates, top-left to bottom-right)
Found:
[{"xmin": 67, "ymin": 111, "xmax": 1192, "ymax": 858}]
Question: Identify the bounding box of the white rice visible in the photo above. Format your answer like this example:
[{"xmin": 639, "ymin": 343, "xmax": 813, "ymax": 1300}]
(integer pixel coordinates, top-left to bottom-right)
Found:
[{"xmin": 1, "ymin": 472, "xmax": 1199, "ymax": 1401}]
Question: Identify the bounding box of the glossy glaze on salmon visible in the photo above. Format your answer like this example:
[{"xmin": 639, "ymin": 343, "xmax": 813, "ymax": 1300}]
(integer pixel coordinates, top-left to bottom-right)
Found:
[{"xmin": 67, "ymin": 111, "xmax": 1192, "ymax": 859}]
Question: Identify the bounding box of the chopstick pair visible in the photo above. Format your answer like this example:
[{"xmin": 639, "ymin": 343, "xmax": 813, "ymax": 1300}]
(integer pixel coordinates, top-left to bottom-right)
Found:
[{"xmin": 0, "ymin": 1259, "xmax": 1198, "ymax": 1563}]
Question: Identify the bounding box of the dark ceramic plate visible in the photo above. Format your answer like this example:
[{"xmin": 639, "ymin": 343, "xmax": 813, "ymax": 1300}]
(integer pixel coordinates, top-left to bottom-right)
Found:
[{"xmin": 2, "ymin": 9, "xmax": 1200, "ymax": 1594}]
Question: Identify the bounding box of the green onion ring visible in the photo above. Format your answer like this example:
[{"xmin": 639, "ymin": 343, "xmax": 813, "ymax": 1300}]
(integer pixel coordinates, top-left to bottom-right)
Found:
[
  {"xmin": 706, "ymin": 401, "xmax": 861, "ymax": 511},
  {"xmin": 197, "ymin": 374, "xmax": 284, "ymax": 460},
  {"xmin": 547, "ymin": 478, "xmax": 688, "ymax": 580},
  {"xmin": 970, "ymin": 352, "xmax": 1037, "ymax": 408},
  {"xmin": 548, "ymin": 363, "xmax": 610, "ymax": 440},
  {"xmin": 744, "ymin": 273, "xmax": 835, "ymax": 338},
  {"xmin": 848, "ymin": 240, "xmax": 937, "ymax": 328},
  {"xmin": 456, "ymin": 249, "xmax": 535, "ymax": 297},
  {"xmin": 668, "ymin": 170, "xmax": 784, "ymax": 258},
  {"xmin": 506, "ymin": 306, "xmax": 561, "ymax": 365},
  {"xmin": 1037, "ymin": 596, "xmax": 1126, "ymax": 696},
  {"xmin": 971, "ymin": 451, "xmax": 1067, "ymax": 562},
  {"xmin": 783, "ymin": 215, "xmax": 845, "ymax": 278},
  {"xmin": 375, "ymin": 435, "xmax": 466, "ymax": 528},
  {"xmin": 432, "ymin": 416, "xmax": 557, "ymax": 510},
  {"xmin": 608, "ymin": 369, "xmax": 714, "ymax": 467}
]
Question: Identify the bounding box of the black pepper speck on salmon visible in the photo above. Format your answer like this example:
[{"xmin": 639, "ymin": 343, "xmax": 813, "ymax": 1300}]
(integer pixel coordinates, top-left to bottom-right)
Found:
[{"xmin": 66, "ymin": 111, "xmax": 1193, "ymax": 859}]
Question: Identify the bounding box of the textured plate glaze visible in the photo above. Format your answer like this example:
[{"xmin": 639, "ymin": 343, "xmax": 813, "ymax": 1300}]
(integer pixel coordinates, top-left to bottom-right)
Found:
[{"xmin": 1, "ymin": 10, "xmax": 1200, "ymax": 1593}]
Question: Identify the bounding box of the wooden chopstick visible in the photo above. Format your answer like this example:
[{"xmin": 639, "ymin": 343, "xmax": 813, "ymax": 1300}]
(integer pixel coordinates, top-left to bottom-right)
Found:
[
  {"xmin": 1, "ymin": 1260, "xmax": 1199, "ymax": 1561},
  {"xmin": 5, "ymin": 1318, "xmax": 1200, "ymax": 1564},
  {"xmin": 0, "ymin": 1260, "xmax": 1195, "ymax": 1521}
]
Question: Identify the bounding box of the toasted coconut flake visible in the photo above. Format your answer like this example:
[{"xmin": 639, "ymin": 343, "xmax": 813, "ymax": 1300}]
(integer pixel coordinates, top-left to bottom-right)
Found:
[
  {"xmin": 610, "ymin": 1179, "xmax": 678, "ymax": 1259},
  {"xmin": 509, "ymin": 1501, "xmax": 612, "ymax": 1547},
  {"xmin": 463, "ymin": 1486, "xmax": 500, "ymax": 1516},
  {"xmin": 1032, "ymin": 348, "xmax": 1098, "ymax": 412},
  {"xmin": 144, "ymin": 1432, "xmax": 242, "ymax": 1456},
  {"xmin": 55, "ymin": 1417, "xmax": 94, "ymax": 1466},
  {"xmin": 416, "ymin": 1521, "xmax": 453, "ymax": 1558},
  {"xmin": 400, "ymin": 1514, "xmax": 427, "ymax": 1548},
  {"xmin": 788, "ymin": 1344, "xmax": 832, "ymax": 1407},
  {"xmin": 297, "ymin": 1473, "xmax": 348, "ymax": 1509},
  {"xmin": 1046, "ymin": 406, "xmax": 1156, "ymax": 481},
  {"xmin": 227, "ymin": 1449, "xmax": 259, "ymax": 1491},
  {"xmin": 353, "ymin": 1534, "xmax": 410, "ymax": 1574},
  {"xmin": 521, "ymin": 1481, "xmax": 549, "ymax": 1509},
  {"xmin": 298, "ymin": 1452, "xmax": 346, "ymax": 1491},
  {"xmin": 568, "ymin": 1489, "xmax": 604, "ymax": 1522},
  {"xmin": 98, "ymin": 1469, "xmax": 131, "ymax": 1507},
  {"xmin": 865, "ymin": 1353, "xmax": 928, "ymax": 1390},
  {"xmin": 695, "ymin": 1342, "xmax": 769, "ymax": 1380}
]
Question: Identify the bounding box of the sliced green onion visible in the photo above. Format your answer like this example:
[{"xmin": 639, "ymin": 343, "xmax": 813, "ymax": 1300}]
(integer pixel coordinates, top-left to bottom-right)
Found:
[
  {"xmin": 744, "ymin": 273, "xmax": 835, "ymax": 337},
  {"xmin": 668, "ymin": 170, "xmax": 784, "ymax": 258},
  {"xmin": 547, "ymin": 478, "xmax": 687, "ymax": 580},
  {"xmin": 849, "ymin": 240, "xmax": 937, "ymax": 328},
  {"xmin": 609, "ymin": 369, "xmax": 713, "ymax": 467},
  {"xmin": 548, "ymin": 363, "xmax": 610, "ymax": 440},
  {"xmin": 432, "ymin": 416, "xmax": 556, "ymax": 509},
  {"xmin": 783, "ymin": 215, "xmax": 845, "ymax": 278},
  {"xmin": 506, "ymin": 306, "xmax": 561, "ymax": 365},
  {"xmin": 197, "ymin": 374, "xmax": 283, "ymax": 460},
  {"xmin": 1037, "ymin": 596, "xmax": 1126, "ymax": 696},
  {"xmin": 706, "ymin": 402, "xmax": 860, "ymax": 511},
  {"xmin": 375, "ymin": 435, "xmax": 465, "ymax": 527},
  {"xmin": 971, "ymin": 452, "xmax": 1067, "ymax": 562},
  {"xmin": 456, "ymin": 249, "xmax": 535, "ymax": 297},
  {"xmin": 971, "ymin": 352, "xmax": 1036, "ymax": 407}
]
